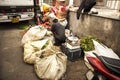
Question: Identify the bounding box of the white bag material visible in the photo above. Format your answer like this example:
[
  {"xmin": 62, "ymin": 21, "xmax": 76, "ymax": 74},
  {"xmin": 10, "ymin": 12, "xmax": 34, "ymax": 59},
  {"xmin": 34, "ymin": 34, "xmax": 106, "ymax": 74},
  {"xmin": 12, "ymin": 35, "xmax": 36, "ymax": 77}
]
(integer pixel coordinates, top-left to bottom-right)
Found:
[
  {"xmin": 58, "ymin": 19, "xmax": 68, "ymax": 27},
  {"xmin": 34, "ymin": 52, "xmax": 67, "ymax": 80},
  {"xmin": 93, "ymin": 40, "xmax": 120, "ymax": 59},
  {"xmin": 84, "ymin": 50, "xmax": 96, "ymax": 62},
  {"xmin": 84, "ymin": 40, "xmax": 120, "ymax": 70},
  {"xmin": 24, "ymin": 39, "xmax": 53, "ymax": 64},
  {"xmin": 21, "ymin": 26, "xmax": 47, "ymax": 45}
]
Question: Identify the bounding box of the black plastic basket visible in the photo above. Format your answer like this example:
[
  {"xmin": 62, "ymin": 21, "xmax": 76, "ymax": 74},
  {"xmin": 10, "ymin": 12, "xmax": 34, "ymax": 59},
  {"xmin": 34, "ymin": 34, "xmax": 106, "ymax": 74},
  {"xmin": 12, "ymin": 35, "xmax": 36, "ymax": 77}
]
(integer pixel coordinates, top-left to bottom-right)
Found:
[{"xmin": 61, "ymin": 43, "xmax": 82, "ymax": 61}]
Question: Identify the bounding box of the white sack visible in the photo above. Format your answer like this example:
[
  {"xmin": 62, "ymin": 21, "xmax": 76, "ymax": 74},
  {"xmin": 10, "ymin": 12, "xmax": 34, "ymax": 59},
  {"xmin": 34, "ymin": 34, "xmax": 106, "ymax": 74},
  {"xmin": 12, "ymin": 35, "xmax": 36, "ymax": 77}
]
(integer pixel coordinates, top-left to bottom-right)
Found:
[
  {"xmin": 21, "ymin": 26, "xmax": 47, "ymax": 45},
  {"xmin": 58, "ymin": 19, "xmax": 68, "ymax": 27},
  {"xmin": 84, "ymin": 40, "xmax": 120, "ymax": 70},
  {"xmin": 34, "ymin": 52, "xmax": 67, "ymax": 80},
  {"xmin": 24, "ymin": 39, "xmax": 53, "ymax": 64},
  {"xmin": 93, "ymin": 40, "xmax": 120, "ymax": 59},
  {"xmin": 84, "ymin": 50, "xmax": 95, "ymax": 71},
  {"xmin": 84, "ymin": 50, "xmax": 96, "ymax": 62}
]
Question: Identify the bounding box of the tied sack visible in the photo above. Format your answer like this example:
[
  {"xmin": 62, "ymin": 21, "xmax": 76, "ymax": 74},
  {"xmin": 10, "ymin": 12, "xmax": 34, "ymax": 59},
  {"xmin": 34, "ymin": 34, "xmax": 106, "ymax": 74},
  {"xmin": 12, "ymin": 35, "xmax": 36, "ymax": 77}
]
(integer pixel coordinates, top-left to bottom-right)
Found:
[
  {"xmin": 23, "ymin": 39, "xmax": 53, "ymax": 64},
  {"xmin": 34, "ymin": 52, "xmax": 67, "ymax": 80},
  {"xmin": 21, "ymin": 26, "xmax": 47, "ymax": 45}
]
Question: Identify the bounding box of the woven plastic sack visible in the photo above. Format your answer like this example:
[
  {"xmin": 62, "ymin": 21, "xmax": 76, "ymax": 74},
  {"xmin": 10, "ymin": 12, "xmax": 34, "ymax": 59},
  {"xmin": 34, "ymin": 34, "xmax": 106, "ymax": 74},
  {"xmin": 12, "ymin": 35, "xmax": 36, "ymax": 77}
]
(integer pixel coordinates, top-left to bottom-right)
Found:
[
  {"xmin": 23, "ymin": 39, "xmax": 53, "ymax": 64},
  {"xmin": 21, "ymin": 26, "xmax": 47, "ymax": 45},
  {"xmin": 34, "ymin": 52, "xmax": 67, "ymax": 80}
]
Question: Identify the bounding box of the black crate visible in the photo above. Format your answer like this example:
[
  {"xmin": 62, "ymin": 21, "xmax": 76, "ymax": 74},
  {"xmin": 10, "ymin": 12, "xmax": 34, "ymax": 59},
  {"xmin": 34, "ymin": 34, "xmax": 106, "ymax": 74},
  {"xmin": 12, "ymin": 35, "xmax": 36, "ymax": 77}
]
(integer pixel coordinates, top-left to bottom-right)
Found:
[{"xmin": 61, "ymin": 43, "xmax": 81, "ymax": 61}]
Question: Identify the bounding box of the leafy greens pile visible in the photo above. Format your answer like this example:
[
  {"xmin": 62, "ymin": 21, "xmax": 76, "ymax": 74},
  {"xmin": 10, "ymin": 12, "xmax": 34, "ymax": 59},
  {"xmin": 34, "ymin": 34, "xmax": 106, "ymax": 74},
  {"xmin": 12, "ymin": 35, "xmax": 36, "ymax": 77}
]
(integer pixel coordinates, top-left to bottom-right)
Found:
[{"xmin": 80, "ymin": 35, "xmax": 100, "ymax": 51}]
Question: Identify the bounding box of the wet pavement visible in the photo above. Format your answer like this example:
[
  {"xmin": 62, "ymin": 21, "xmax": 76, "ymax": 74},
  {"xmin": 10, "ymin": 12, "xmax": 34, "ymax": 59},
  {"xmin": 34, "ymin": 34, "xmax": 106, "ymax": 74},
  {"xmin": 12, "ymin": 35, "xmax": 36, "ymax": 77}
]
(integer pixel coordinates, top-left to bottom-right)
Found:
[{"xmin": 0, "ymin": 22, "xmax": 88, "ymax": 80}]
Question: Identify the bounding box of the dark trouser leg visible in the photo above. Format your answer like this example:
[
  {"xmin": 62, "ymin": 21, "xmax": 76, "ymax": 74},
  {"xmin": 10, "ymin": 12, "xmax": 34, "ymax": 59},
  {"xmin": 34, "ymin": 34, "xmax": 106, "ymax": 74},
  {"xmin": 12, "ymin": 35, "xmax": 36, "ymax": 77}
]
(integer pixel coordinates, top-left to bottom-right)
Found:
[
  {"xmin": 54, "ymin": 37, "xmax": 61, "ymax": 46},
  {"xmin": 84, "ymin": 2, "xmax": 96, "ymax": 13},
  {"xmin": 54, "ymin": 37, "xmax": 66, "ymax": 46}
]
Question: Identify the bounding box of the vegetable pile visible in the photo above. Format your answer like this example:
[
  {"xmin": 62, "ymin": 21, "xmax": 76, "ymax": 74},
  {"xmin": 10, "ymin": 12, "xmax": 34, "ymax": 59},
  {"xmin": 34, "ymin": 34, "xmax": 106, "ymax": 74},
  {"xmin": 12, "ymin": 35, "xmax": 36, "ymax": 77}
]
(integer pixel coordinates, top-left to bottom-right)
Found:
[{"xmin": 80, "ymin": 35, "xmax": 100, "ymax": 51}]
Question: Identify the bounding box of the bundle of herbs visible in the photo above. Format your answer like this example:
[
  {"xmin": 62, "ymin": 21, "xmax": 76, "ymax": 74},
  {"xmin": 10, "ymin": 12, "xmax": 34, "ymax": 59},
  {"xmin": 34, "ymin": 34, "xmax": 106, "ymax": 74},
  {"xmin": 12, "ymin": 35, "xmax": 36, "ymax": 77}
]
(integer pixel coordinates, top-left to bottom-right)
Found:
[{"xmin": 80, "ymin": 35, "xmax": 100, "ymax": 51}]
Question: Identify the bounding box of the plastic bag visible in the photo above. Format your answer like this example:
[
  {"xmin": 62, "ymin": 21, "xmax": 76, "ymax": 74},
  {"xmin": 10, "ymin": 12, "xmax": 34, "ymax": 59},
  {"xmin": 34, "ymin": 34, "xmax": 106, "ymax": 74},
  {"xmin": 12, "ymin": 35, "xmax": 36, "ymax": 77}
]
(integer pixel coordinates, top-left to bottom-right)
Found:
[
  {"xmin": 93, "ymin": 40, "xmax": 120, "ymax": 59},
  {"xmin": 21, "ymin": 26, "xmax": 47, "ymax": 45},
  {"xmin": 34, "ymin": 52, "xmax": 67, "ymax": 80},
  {"xmin": 84, "ymin": 40, "xmax": 120, "ymax": 70},
  {"xmin": 23, "ymin": 39, "xmax": 53, "ymax": 64},
  {"xmin": 41, "ymin": 3, "xmax": 51, "ymax": 13}
]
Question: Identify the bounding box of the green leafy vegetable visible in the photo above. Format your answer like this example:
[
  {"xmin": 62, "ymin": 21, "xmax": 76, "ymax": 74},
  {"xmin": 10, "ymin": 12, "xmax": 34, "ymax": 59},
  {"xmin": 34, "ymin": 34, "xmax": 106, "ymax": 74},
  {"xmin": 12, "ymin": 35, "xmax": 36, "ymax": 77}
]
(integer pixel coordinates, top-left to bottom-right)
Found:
[
  {"xmin": 18, "ymin": 25, "xmax": 28, "ymax": 30},
  {"xmin": 41, "ymin": 40, "xmax": 50, "ymax": 50},
  {"xmin": 80, "ymin": 35, "xmax": 100, "ymax": 51}
]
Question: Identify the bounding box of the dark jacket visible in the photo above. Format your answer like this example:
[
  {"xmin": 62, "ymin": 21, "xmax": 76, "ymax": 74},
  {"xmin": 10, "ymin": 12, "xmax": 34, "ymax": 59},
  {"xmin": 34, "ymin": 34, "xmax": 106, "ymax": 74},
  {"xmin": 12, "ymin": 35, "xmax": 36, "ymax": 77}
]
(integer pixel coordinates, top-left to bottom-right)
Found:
[
  {"xmin": 76, "ymin": 0, "xmax": 96, "ymax": 19},
  {"xmin": 51, "ymin": 23, "xmax": 66, "ymax": 42}
]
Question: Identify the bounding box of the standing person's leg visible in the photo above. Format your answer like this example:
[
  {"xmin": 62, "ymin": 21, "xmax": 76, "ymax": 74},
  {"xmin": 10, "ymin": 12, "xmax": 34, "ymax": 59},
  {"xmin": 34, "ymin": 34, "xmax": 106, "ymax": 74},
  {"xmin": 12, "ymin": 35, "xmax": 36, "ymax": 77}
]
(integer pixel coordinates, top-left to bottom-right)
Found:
[{"xmin": 76, "ymin": 0, "xmax": 86, "ymax": 19}]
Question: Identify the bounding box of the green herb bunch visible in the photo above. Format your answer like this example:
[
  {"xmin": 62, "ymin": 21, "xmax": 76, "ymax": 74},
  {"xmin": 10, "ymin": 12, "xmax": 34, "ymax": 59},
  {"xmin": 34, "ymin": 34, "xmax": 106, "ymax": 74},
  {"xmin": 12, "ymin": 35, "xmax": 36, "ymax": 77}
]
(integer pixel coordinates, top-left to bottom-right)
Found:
[{"xmin": 80, "ymin": 35, "xmax": 100, "ymax": 51}]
